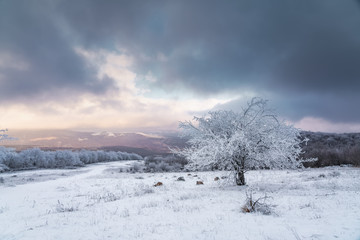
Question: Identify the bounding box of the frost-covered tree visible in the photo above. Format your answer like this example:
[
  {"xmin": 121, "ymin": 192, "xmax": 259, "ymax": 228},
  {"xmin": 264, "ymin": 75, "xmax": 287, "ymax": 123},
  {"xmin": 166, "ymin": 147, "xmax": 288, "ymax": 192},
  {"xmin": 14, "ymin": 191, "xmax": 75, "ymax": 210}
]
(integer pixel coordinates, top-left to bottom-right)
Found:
[
  {"xmin": 54, "ymin": 150, "xmax": 83, "ymax": 168},
  {"xmin": 176, "ymin": 98, "xmax": 312, "ymax": 185},
  {"xmin": 19, "ymin": 148, "xmax": 46, "ymax": 168},
  {"xmin": 0, "ymin": 129, "xmax": 12, "ymax": 141}
]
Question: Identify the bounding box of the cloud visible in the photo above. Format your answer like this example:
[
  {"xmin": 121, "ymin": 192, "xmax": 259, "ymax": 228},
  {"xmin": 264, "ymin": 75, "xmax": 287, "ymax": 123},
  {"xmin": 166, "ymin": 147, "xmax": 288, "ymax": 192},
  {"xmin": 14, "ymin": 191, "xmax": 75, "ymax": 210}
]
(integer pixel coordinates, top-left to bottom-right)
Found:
[
  {"xmin": 0, "ymin": 1, "xmax": 116, "ymax": 104},
  {"xmin": 294, "ymin": 117, "xmax": 360, "ymax": 134},
  {"xmin": 57, "ymin": 1, "xmax": 360, "ymax": 89},
  {"xmin": 58, "ymin": 0, "xmax": 360, "ymax": 124},
  {"xmin": 0, "ymin": 47, "xmax": 231, "ymax": 130},
  {"xmin": 0, "ymin": 0, "xmax": 359, "ymax": 131}
]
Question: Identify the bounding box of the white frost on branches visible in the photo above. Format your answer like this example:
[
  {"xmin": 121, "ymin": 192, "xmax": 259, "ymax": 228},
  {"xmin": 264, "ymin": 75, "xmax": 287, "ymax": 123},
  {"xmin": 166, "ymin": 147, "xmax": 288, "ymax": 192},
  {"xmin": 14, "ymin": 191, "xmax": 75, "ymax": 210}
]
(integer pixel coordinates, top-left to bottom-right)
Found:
[
  {"xmin": 0, "ymin": 129, "xmax": 12, "ymax": 141},
  {"xmin": 175, "ymin": 97, "xmax": 313, "ymax": 185}
]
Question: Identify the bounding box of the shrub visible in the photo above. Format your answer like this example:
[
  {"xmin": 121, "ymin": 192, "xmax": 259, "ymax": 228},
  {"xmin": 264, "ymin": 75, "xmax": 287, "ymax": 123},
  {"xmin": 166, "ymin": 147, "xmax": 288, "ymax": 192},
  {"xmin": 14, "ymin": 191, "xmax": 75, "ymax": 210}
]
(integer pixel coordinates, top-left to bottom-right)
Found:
[
  {"xmin": 144, "ymin": 155, "xmax": 188, "ymax": 172},
  {"xmin": 346, "ymin": 146, "xmax": 360, "ymax": 166},
  {"xmin": 55, "ymin": 200, "xmax": 79, "ymax": 212},
  {"xmin": 19, "ymin": 148, "xmax": 46, "ymax": 168},
  {"xmin": 1, "ymin": 149, "xmax": 22, "ymax": 169},
  {"xmin": 241, "ymin": 190, "xmax": 272, "ymax": 215},
  {"xmin": 54, "ymin": 150, "xmax": 83, "ymax": 168},
  {"xmin": 129, "ymin": 162, "xmax": 142, "ymax": 173},
  {"xmin": 0, "ymin": 163, "xmax": 9, "ymax": 173}
]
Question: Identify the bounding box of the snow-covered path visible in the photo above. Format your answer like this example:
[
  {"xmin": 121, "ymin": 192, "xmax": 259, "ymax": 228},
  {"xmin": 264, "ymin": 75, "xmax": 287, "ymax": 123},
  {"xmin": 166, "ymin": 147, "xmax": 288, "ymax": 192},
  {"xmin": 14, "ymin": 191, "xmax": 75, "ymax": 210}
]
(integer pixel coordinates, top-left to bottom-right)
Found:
[
  {"xmin": 0, "ymin": 161, "xmax": 138, "ymax": 239},
  {"xmin": 1, "ymin": 163, "xmax": 360, "ymax": 240}
]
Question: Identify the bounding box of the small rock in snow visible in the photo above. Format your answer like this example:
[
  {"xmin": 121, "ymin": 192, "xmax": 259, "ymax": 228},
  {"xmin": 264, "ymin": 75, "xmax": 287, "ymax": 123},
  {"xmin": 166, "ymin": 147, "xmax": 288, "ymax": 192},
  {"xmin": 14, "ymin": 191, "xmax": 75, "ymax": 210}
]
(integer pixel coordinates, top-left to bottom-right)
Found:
[
  {"xmin": 177, "ymin": 177, "xmax": 185, "ymax": 181},
  {"xmin": 154, "ymin": 182, "xmax": 163, "ymax": 187}
]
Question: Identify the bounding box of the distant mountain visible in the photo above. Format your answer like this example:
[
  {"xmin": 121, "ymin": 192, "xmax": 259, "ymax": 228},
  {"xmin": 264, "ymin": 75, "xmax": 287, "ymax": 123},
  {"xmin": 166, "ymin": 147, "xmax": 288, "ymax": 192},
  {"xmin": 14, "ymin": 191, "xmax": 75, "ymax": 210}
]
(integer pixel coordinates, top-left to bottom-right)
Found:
[
  {"xmin": 1, "ymin": 129, "xmax": 187, "ymax": 156},
  {"xmin": 2, "ymin": 129, "xmax": 359, "ymax": 162}
]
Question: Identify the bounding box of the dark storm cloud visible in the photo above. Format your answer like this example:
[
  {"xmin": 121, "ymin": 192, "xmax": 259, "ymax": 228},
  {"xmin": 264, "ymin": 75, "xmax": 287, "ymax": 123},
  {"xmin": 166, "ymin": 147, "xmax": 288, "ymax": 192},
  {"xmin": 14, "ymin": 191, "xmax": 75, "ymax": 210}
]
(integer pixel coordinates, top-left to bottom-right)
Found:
[
  {"xmin": 0, "ymin": 1, "xmax": 116, "ymax": 103},
  {"xmin": 57, "ymin": 1, "xmax": 360, "ymax": 91},
  {"xmin": 216, "ymin": 93, "xmax": 360, "ymax": 124},
  {"xmin": 1, "ymin": 0, "xmax": 359, "ymax": 123},
  {"xmin": 56, "ymin": 0, "xmax": 360, "ymax": 123}
]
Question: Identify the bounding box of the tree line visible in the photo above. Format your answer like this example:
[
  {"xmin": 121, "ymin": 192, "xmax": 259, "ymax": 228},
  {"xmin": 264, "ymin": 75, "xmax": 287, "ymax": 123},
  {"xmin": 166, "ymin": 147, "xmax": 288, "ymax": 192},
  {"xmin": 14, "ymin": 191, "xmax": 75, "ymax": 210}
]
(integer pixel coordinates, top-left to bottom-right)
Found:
[
  {"xmin": 0, "ymin": 147, "xmax": 142, "ymax": 172},
  {"xmin": 300, "ymin": 131, "xmax": 360, "ymax": 167}
]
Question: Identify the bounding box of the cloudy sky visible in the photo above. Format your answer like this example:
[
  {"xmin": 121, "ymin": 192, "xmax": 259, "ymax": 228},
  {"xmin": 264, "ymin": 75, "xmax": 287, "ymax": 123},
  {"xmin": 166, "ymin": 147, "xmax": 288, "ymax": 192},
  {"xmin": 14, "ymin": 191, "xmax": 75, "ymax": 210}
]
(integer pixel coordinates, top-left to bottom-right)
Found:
[{"xmin": 1, "ymin": 0, "xmax": 360, "ymax": 133}]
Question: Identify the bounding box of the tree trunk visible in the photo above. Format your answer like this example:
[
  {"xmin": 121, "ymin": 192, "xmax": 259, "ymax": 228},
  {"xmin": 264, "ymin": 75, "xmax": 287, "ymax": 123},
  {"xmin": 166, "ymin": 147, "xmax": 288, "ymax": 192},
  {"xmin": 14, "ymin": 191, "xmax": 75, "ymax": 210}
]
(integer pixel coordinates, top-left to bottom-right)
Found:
[{"xmin": 235, "ymin": 170, "xmax": 246, "ymax": 185}]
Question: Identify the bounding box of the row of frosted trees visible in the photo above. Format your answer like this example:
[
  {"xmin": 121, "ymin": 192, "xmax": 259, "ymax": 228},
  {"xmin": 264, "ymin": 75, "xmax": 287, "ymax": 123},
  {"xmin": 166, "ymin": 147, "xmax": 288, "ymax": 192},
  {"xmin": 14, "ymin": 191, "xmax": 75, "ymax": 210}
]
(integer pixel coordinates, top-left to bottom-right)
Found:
[{"xmin": 0, "ymin": 147, "xmax": 142, "ymax": 171}]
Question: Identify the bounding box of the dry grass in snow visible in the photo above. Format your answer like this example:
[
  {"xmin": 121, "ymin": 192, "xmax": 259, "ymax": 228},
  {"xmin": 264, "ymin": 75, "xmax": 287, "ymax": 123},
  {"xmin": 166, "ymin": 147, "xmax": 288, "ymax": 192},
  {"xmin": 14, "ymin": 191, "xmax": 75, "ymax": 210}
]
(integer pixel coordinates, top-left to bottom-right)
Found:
[{"xmin": 0, "ymin": 161, "xmax": 359, "ymax": 240}]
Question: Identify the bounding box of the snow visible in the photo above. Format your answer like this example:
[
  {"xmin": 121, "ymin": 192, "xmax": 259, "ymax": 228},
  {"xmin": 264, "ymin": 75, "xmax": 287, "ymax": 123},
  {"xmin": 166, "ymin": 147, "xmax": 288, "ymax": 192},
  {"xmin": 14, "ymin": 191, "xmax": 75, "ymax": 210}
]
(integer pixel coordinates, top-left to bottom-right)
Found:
[
  {"xmin": 1, "ymin": 162, "xmax": 359, "ymax": 240},
  {"xmin": 91, "ymin": 131, "xmax": 115, "ymax": 137}
]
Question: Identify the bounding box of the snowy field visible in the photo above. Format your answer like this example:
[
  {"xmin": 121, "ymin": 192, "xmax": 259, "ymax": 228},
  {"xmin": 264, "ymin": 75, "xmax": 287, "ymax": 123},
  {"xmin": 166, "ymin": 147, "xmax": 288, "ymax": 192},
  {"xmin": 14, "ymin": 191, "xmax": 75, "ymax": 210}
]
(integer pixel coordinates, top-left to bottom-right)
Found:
[{"xmin": 0, "ymin": 161, "xmax": 359, "ymax": 240}]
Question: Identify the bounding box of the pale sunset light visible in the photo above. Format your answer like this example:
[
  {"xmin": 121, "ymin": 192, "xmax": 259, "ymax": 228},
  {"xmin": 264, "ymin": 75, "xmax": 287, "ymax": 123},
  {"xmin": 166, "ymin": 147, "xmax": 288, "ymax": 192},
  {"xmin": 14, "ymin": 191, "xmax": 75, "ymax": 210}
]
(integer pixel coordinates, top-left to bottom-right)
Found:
[{"xmin": 0, "ymin": 1, "xmax": 359, "ymax": 133}]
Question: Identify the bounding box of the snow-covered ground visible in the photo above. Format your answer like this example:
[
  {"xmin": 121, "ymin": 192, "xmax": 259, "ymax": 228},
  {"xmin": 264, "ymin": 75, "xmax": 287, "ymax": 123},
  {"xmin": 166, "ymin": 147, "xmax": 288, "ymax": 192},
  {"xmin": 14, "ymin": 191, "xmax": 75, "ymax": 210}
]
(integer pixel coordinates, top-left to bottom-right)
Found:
[{"xmin": 0, "ymin": 161, "xmax": 359, "ymax": 240}]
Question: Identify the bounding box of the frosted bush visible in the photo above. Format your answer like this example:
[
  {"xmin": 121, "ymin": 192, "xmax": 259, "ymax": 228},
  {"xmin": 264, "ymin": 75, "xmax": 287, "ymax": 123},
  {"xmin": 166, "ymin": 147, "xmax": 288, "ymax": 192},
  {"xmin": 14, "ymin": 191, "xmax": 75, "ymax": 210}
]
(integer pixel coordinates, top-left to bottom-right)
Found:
[
  {"xmin": 120, "ymin": 208, "xmax": 130, "ymax": 218},
  {"xmin": 242, "ymin": 190, "xmax": 273, "ymax": 215},
  {"xmin": 54, "ymin": 150, "xmax": 83, "ymax": 168},
  {"xmin": 19, "ymin": 148, "xmax": 46, "ymax": 168},
  {"xmin": 78, "ymin": 150, "xmax": 91, "ymax": 164},
  {"xmin": 0, "ymin": 163, "xmax": 10, "ymax": 173},
  {"xmin": 328, "ymin": 171, "xmax": 341, "ymax": 177},
  {"xmin": 2, "ymin": 150, "xmax": 22, "ymax": 169},
  {"xmin": 130, "ymin": 162, "xmax": 142, "ymax": 173},
  {"xmin": 134, "ymin": 184, "xmax": 154, "ymax": 196},
  {"xmin": 55, "ymin": 200, "xmax": 79, "ymax": 212},
  {"xmin": 144, "ymin": 155, "xmax": 187, "ymax": 172}
]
